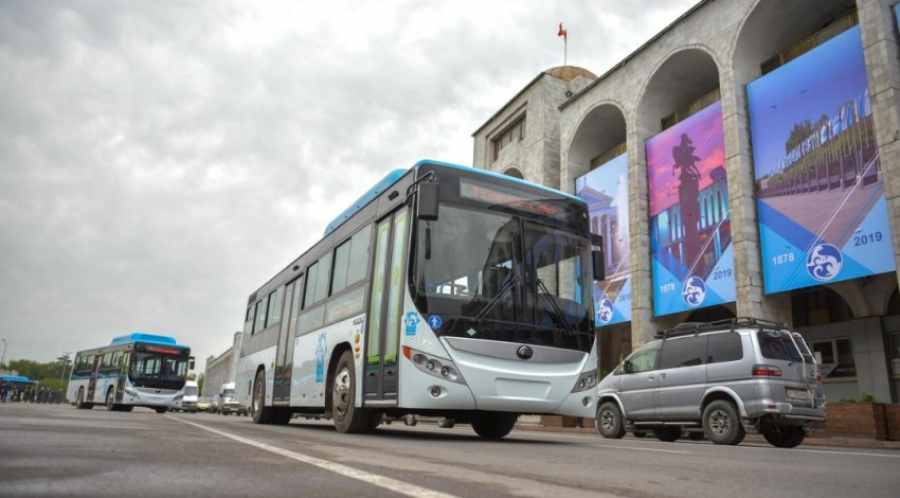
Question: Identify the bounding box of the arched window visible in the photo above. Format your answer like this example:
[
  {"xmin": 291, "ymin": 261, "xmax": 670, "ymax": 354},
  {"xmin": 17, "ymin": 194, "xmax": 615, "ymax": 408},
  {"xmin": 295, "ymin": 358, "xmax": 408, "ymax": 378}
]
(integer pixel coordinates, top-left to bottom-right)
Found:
[
  {"xmin": 791, "ymin": 286, "xmax": 854, "ymax": 327},
  {"xmin": 503, "ymin": 168, "xmax": 524, "ymax": 180}
]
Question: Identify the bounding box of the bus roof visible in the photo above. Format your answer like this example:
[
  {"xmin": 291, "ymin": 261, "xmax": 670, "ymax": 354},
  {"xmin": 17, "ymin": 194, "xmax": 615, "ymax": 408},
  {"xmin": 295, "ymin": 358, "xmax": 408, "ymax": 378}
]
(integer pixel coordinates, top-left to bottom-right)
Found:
[
  {"xmin": 110, "ymin": 333, "xmax": 189, "ymax": 349},
  {"xmin": 323, "ymin": 159, "xmax": 583, "ymax": 237}
]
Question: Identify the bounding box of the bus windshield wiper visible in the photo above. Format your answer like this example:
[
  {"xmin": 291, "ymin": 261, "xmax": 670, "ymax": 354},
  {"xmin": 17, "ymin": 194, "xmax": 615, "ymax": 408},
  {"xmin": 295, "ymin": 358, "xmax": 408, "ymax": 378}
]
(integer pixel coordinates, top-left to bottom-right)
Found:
[
  {"xmin": 472, "ymin": 274, "xmax": 520, "ymax": 321},
  {"xmin": 535, "ymin": 277, "xmax": 575, "ymax": 336}
]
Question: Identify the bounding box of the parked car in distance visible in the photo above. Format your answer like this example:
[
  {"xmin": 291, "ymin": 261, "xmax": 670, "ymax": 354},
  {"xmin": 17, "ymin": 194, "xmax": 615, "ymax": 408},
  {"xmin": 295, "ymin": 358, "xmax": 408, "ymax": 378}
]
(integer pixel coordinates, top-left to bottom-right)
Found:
[
  {"xmin": 595, "ymin": 318, "xmax": 825, "ymax": 448},
  {"xmin": 170, "ymin": 380, "xmax": 199, "ymax": 413},
  {"xmin": 196, "ymin": 396, "xmax": 213, "ymax": 412},
  {"xmin": 218, "ymin": 382, "xmax": 248, "ymax": 416},
  {"xmin": 384, "ymin": 414, "xmax": 456, "ymax": 428}
]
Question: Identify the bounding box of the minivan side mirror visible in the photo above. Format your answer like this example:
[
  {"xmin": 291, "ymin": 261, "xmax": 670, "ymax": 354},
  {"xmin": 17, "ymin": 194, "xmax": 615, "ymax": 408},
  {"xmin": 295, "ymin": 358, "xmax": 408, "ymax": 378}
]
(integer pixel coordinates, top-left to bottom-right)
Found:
[
  {"xmin": 622, "ymin": 360, "xmax": 633, "ymax": 374},
  {"xmin": 417, "ymin": 182, "xmax": 439, "ymax": 221}
]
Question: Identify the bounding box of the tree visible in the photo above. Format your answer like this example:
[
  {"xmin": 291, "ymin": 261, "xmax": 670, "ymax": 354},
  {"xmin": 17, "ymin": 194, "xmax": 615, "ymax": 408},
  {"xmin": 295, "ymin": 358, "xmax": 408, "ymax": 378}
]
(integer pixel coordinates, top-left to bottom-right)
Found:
[
  {"xmin": 197, "ymin": 373, "xmax": 205, "ymax": 395},
  {"xmin": 784, "ymin": 119, "xmax": 813, "ymax": 154}
]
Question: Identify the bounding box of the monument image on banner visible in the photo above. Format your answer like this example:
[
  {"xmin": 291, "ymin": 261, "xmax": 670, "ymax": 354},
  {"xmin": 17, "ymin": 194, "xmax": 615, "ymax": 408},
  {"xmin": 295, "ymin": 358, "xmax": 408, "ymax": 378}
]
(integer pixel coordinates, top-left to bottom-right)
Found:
[
  {"xmin": 748, "ymin": 26, "xmax": 895, "ymax": 294},
  {"xmin": 647, "ymin": 101, "xmax": 735, "ymax": 316},
  {"xmin": 576, "ymin": 153, "xmax": 630, "ymax": 326}
]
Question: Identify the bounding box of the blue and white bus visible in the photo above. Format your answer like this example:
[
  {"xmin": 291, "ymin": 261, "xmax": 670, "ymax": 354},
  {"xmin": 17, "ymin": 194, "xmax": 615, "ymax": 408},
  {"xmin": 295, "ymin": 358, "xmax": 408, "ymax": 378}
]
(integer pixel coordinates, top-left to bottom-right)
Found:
[
  {"xmin": 67, "ymin": 333, "xmax": 193, "ymax": 413},
  {"xmin": 235, "ymin": 160, "xmax": 604, "ymax": 439}
]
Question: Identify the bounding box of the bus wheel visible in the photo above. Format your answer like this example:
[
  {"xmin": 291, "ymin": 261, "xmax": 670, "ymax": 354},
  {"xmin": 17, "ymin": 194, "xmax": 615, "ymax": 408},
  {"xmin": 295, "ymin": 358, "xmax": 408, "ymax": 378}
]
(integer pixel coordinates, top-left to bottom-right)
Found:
[
  {"xmin": 251, "ymin": 369, "xmax": 274, "ymax": 424},
  {"xmin": 105, "ymin": 388, "xmax": 117, "ymax": 411},
  {"xmin": 272, "ymin": 407, "xmax": 292, "ymax": 425},
  {"xmin": 471, "ymin": 412, "xmax": 518, "ymax": 440},
  {"xmin": 75, "ymin": 387, "xmax": 91, "ymax": 410},
  {"xmin": 332, "ymin": 350, "xmax": 370, "ymax": 433},
  {"xmin": 120, "ymin": 406, "xmax": 134, "ymax": 412}
]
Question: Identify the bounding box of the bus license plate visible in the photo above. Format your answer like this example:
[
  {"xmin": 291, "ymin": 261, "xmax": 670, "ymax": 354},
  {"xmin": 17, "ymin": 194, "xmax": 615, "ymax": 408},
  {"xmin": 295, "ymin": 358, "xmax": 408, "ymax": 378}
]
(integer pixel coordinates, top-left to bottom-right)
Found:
[{"xmin": 787, "ymin": 388, "xmax": 809, "ymax": 401}]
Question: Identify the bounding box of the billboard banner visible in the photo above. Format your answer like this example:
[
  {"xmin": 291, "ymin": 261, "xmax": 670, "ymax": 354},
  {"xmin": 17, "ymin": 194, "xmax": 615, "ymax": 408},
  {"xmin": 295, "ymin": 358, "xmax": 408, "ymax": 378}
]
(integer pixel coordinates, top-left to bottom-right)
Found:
[
  {"xmin": 748, "ymin": 26, "xmax": 895, "ymax": 294},
  {"xmin": 576, "ymin": 153, "xmax": 631, "ymax": 326},
  {"xmin": 647, "ymin": 101, "xmax": 735, "ymax": 316}
]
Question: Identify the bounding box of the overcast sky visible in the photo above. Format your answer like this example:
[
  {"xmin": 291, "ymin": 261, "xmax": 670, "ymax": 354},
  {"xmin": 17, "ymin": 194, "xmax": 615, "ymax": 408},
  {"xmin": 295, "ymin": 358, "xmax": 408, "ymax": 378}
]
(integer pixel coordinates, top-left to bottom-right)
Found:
[{"xmin": 0, "ymin": 0, "xmax": 696, "ymax": 372}]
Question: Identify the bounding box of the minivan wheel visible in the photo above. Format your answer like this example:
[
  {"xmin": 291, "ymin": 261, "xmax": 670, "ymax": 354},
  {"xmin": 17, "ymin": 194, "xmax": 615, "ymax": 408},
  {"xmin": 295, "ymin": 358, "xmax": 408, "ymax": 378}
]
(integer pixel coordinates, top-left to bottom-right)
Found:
[
  {"xmin": 596, "ymin": 402, "xmax": 626, "ymax": 439},
  {"xmin": 653, "ymin": 427, "xmax": 681, "ymax": 442},
  {"xmin": 762, "ymin": 425, "xmax": 806, "ymax": 448},
  {"xmin": 702, "ymin": 400, "xmax": 745, "ymax": 445}
]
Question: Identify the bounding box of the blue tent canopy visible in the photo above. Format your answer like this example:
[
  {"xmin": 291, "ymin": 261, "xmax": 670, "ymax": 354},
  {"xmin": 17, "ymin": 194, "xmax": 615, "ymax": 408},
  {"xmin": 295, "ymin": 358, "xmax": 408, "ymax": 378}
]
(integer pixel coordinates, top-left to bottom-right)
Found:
[{"xmin": 0, "ymin": 375, "xmax": 37, "ymax": 384}]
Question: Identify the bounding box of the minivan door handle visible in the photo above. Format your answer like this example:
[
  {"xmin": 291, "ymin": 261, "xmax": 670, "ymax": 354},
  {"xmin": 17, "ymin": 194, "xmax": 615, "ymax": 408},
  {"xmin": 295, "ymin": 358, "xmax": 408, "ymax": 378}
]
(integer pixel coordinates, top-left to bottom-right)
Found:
[{"xmin": 647, "ymin": 376, "xmax": 655, "ymax": 381}]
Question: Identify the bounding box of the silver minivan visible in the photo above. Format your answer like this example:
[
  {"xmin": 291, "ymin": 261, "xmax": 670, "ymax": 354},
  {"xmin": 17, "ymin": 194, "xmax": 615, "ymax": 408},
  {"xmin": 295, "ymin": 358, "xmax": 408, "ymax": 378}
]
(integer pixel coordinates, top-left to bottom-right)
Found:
[{"xmin": 595, "ymin": 319, "xmax": 825, "ymax": 448}]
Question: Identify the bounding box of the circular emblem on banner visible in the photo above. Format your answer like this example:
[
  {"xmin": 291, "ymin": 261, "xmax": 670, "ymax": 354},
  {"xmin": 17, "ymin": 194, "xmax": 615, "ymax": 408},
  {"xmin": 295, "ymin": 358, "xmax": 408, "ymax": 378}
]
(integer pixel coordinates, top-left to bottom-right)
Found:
[
  {"xmin": 807, "ymin": 243, "xmax": 842, "ymax": 281},
  {"xmin": 597, "ymin": 298, "xmax": 614, "ymax": 324},
  {"xmin": 681, "ymin": 276, "xmax": 706, "ymax": 308}
]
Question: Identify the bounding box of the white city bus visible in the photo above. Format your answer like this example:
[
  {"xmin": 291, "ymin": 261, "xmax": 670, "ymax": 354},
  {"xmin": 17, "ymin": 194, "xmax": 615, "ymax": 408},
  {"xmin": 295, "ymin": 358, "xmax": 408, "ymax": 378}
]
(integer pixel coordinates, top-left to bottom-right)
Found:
[
  {"xmin": 68, "ymin": 333, "xmax": 193, "ymax": 413},
  {"xmin": 235, "ymin": 160, "xmax": 604, "ymax": 439}
]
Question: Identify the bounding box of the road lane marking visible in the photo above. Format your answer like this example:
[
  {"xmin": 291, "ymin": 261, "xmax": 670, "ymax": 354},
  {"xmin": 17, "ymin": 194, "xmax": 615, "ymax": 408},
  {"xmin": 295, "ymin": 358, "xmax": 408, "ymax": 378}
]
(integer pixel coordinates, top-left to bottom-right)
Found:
[
  {"xmin": 168, "ymin": 416, "xmax": 458, "ymax": 498},
  {"xmin": 790, "ymin": 448, "xmax": 900, "ymax": 459},
  {"xmin": 587, "ymin": 443, "xmax": 690, "ymax": 454}
]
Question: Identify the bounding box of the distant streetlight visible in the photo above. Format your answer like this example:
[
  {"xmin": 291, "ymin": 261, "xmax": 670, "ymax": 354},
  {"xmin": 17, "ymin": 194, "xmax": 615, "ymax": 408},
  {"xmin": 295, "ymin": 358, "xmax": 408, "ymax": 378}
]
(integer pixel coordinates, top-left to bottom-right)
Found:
[
  {"xmin": 1, "ymin": 339, "xmax": 8, "ymax": 367},
  {"xmin": 57, "ymin": 352, "xmax": 72, "ymax": 382}
]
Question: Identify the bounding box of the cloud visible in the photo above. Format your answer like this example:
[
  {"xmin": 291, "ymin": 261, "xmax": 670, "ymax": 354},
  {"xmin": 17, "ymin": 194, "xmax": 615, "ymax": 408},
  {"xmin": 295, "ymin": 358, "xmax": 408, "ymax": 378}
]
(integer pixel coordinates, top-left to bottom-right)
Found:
[{"xmin": 0, "ymin": 0, "xmax": 696, "ymax": 370}]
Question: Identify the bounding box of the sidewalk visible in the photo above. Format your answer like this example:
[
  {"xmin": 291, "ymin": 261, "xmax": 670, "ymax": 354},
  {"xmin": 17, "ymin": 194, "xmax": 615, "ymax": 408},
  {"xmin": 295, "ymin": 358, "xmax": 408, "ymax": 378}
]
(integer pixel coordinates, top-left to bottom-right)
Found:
[{"xmin": 512, "ymin": 422, "xmax": 900, "ymax": 450}]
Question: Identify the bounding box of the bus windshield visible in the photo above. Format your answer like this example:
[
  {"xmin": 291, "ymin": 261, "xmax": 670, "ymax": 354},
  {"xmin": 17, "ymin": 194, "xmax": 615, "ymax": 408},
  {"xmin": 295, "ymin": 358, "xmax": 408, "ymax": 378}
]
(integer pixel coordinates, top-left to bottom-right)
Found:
[
  {"xmin": 412, "ymin": 204, "xmax": 593, "ymax": 352},
  {"xmin": 129, "ymin": 352, "xmax": 189, "ymax": 389}
]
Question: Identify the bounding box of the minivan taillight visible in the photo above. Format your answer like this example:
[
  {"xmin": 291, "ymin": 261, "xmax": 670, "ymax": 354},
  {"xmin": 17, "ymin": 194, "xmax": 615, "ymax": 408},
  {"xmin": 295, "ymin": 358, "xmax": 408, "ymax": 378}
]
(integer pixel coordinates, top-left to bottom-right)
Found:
[{"xmin": 752, "ymin": 364, "xmax": 782, "ymax": 377}]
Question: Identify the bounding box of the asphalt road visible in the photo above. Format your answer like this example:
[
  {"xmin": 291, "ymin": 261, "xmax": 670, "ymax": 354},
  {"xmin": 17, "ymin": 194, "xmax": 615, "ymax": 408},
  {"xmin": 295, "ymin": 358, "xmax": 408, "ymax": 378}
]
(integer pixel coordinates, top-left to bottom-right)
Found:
[{"xmin": 1, "ymin": 403, "xmax": 898, "ymax": 497}]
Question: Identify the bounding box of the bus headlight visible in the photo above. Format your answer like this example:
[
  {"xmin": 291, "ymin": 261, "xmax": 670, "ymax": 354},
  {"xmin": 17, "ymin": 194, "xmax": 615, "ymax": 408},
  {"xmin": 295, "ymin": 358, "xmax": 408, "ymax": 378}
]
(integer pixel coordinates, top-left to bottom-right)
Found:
[
  {"xmin": 571, "ymin": 370, "xmax": 598, "ymax": 393},
  {"xmin": 403, "ymin": 347, "xmax": 466, "ymax": 385}
]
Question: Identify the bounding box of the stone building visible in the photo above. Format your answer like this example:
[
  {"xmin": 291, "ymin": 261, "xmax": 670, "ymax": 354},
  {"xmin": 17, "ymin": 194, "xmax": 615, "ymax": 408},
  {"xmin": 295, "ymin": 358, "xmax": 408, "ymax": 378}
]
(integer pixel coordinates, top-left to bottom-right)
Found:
[
  {"xmin": 203, "ymin": 331, "xmax": 243, "ymax": 397},
  {"xmin": 473, "ymin": 0, "xmax": 900, "ymax": 402}
]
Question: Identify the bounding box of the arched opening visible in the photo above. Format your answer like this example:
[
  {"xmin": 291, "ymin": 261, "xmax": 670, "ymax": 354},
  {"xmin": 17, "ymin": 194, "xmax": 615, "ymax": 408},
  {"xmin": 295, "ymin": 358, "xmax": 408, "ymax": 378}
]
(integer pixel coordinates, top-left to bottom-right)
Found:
[
  {"xmin": 567, "ymin": 104, "xmax": 627, "ymax": 179},
  {"xmin": 636, "ymin": 49, "xmax": 721, "ymax": 135},
  {"xmin": 685, "ymin": 305, "xmax": 736, "ymax": 324},
  {"xmin": 503, "ymin": 167, "xmax": 524, "ymax": 180},
  {"xmin": 733, "ymin": 0, "xmax": 857, "ymax": 83},
  {"xmin": 887, "ymin": 287, "xmax": 900, "ymax": 316},
  {"xmin": 791, "ymin": 286, "xmax": 855, "ymax": 327}
]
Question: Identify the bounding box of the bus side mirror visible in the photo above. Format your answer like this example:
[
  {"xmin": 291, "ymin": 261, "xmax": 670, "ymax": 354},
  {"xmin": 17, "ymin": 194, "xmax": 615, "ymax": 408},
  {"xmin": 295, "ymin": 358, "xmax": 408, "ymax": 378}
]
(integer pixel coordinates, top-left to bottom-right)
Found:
[
  {"xmin": 417, "ymin": 182, "xmax": 439, "ymax": 221},
  {"xmin": 189, "ymin": 358, "xmax": 195, "ymax": 371},
  {"xmin": 592, "ymin": 249, "xmax": 605, "ymax": 281}
]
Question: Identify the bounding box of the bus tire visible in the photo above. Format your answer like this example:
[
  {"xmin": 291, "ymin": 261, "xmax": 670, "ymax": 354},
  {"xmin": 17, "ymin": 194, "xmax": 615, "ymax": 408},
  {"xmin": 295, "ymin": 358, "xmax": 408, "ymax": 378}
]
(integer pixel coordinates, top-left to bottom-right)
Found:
[
  {"xmin": 471, "ymin": 412, "xmax": 518, "ymax": 440},
  {"xmin": 272, "ymin": 407, "xmax": 292, "ymax": 425},
  {"xmin": 251, "ymin": 369, "xmax": 274, "ymax": 424},
  {"xmin": 155, "ymin": 407, "xmax": 167, "ymax": 414},
  {"xmin": 75, "ymin": 387, "xmax": 92, "ymax": 410},
  {"xmin": 120, "ymin": 405, "xmax": 134, "ymax": 412},
  {"xmin": 332, "ymin": 350, "xmax": 370, "ymax": 433},
  {"xmin": 105, "ymin": 387, "xmax": 117, "ymax": 411}
]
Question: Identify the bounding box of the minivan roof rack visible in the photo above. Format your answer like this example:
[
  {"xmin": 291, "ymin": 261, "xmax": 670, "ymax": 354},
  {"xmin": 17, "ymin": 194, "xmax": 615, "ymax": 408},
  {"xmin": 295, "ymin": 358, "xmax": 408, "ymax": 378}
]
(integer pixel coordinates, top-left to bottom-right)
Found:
[{"xmin": 656, "ymin": 317, "xmax": 785, "ymax": 339}]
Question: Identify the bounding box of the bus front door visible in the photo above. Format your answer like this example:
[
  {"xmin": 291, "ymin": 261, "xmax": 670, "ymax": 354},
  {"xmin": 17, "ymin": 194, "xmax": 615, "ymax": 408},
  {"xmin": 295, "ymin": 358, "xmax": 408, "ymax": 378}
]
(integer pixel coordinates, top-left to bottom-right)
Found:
[
  {"xmin": 364, "ymin": 208, "xmax": 409, "ymax": 404},
  {"xmin": 274, "ymin": 275, "xmax": 303, "ymax": 404},
  {"xmin": 87, "ymin": 356, "xmax": 100, "ymax": 402}
]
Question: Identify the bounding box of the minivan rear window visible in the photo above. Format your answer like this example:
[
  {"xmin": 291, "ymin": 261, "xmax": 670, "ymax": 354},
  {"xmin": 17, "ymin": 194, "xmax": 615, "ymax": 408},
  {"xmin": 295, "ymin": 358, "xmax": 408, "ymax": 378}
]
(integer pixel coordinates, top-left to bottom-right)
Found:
[{"xmin": 757, "ymin": 331, "xmax": 802, "ymax": 361}]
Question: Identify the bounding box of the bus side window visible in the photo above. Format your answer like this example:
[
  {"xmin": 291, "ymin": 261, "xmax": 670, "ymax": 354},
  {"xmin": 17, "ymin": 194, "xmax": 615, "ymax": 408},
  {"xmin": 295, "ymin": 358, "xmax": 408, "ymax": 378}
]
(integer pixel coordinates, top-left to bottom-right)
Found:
[
  {"xmin": 254, "ymin": 299, "xmax": 268, "ymax": 334},
  {"xmin": 266, "ymin": 287, "xmax": 284, "ymax": 328},
  {"xmin": 244, "ymin": 306, "xmax": 256, "ymax": 335}
]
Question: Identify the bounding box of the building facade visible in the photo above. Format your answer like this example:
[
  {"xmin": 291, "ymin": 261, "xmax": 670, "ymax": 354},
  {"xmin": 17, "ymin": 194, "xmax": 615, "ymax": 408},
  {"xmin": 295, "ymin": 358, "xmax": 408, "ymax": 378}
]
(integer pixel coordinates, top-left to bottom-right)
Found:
[
  {"xmin": 202, "ymin": 331, "xmax": 243, "ymax": 397},
  {"xmin": 473, "ymin": 0, "xmax": 900, "ymax": 402}
]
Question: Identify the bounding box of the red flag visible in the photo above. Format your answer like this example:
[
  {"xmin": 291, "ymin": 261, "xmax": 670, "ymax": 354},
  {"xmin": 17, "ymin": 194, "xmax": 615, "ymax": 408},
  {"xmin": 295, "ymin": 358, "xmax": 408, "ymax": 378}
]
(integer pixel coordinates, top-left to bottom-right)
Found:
[{"xmin": 558, "ymin": 23, "xmax": 567, "ymax": 39}]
